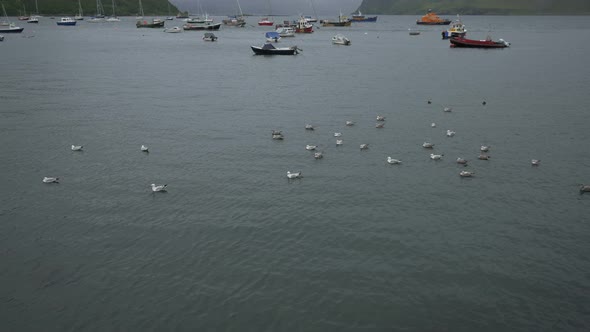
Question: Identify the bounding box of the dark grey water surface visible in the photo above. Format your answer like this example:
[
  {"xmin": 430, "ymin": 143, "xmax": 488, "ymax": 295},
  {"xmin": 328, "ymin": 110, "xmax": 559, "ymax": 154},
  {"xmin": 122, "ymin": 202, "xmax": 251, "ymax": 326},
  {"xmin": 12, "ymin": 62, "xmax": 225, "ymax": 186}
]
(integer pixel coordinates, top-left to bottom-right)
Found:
[{"xmin": 1, "ymin": 15, "xmax": 590, "ymax": 331}]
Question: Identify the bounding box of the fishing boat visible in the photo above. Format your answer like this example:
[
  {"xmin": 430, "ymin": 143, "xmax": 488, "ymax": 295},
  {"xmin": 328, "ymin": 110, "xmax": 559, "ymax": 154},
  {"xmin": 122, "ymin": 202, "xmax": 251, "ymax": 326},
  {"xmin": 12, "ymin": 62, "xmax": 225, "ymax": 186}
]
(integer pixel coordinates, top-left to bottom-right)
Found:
[
  {"xmin": 265, "ymin": 31, "xmax": 281, "ymax": 42},
  {"xmin": 449, "ymin": 36, "xmax": 510, "ymax": 48},
  {"xmin": 416, "ymin": 9, "xmax": 451, "ymax": 25},
  {"xmin": 321, "ymin": 12, "xmax": 351, "ymax": 27},
  {"xmin": 332, "ymin": 34, "xmax": 350, "ymax": 45},
  {"xmin": 56, "ymin": 17, "xmax": 77, "ymax": 26},
  {"xmin": 258, "ymin": 17, "xmax": 274, "ymax": 26},
  {"xmin": 202, "ymin": 32, "xmax": 217, "ymax": 41},
  {"xmin": 0, "ymin": 4, "xmax": 24, "ymax": 33},
  {"xmin": 136, "ymin": 0, "xmax": 165, "ymax": 28},
  {"xmin": 251, "ymin": 43, "xmax": 299, "ymax": 55},
  {"xmin": 223, "ymin": 0, "xmax": 245, "ymax": 26},
  {"xmin": 295, "ymin": 16, "xmax": 313, "ymax": 33},
  {"xmin": 442, "ymin": 15, "xmax": 466, "ymax": 39},
  {"xmin": 350, "ymin": 11, "xmax": 377, "ymax": 22},
  {"xmin": 182, "ymin": 22, "xmax": 221, "ymax": 30}
]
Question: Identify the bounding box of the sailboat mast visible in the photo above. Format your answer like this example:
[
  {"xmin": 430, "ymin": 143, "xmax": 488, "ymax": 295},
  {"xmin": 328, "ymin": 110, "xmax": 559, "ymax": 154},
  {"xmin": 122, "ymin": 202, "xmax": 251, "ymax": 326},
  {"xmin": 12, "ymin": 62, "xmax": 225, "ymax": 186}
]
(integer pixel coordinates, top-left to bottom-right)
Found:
[
  {"xmin": 35, "ymin": 0, "xmax": 38, "ymax": 15},
  {"xmin": 236, "ymin": 0, "xmax": 243, "ymax": 17}
]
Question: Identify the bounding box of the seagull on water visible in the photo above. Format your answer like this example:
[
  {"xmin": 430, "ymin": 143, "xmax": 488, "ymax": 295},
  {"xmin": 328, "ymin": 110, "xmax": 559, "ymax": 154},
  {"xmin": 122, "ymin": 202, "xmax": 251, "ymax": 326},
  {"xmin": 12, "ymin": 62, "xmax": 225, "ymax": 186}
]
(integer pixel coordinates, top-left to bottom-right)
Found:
[
  {"xmin": 360, "ymin": 144, "xmax": 369, "ymax": 150},
  {"xmin": 459, "ymin": 170, "xmax": 475, "ymax": 177},
  {"xmin": 141, "ymin": 145, "xmax": 149, "ymax": 152},
  {"xmin": 376, "ymin": 115, "xmax": 386, "ymax": 121},
  {"xmin": 345, "ymin": 121, "xmax": 355, "ymax": 126},
  {"xmin": 305, "ymin": 124, "xmax": 314, "ymax": 130},
  {"xmin": 580, "ymin": 184, "xmax": 590, "ymax": 193},
  {"xmin": 314, "ymin": 152, "xmax": 323, "ymax": 159},
  {"xmin": 480, "ymin": 145, "xmax": 490, "ymax": 152},
  {"xmin": 71, "ymin": 145, "xmax": 83, "ymax": 151},
  {"xmin": 430, "ymin": 153, "xmax": 443, "ymax": 160},
  {"xmin": 376, "ymin": 123, "xmax": 385, "ymax": 128},
  {"xmin": 456, "ymin": 157, "xmax": 468, "ymax": 165},
  {"xmin": 151, "ymin": 184, "xmax": 167, "ymax": 192},
  {"xmin": 387, "ymin": 157, "xmax": 401, "ymax": 164},
  {"xmin": 305, "ymin": 145, "xmax": 317, "ymax": 151},
  {"xmin": 446, "ymin": 130, "xmax": 456, "ymax": 137},
  {"xmin": 531, "ymin": 159, "xmax": 541, "ymax": 166},
  {"xmin": 43, "ymin": 177, "xmax": 59, "ymax": 183},
  {"xmin": 423, "ymin": 142, "xmax": 434, "ymax": 149},
  {"xmin": 287, "ymin": 171, "xmax": 302, "ymax": 179},
  {"xmin": 431, "ymin": 123, "xmax": 436, "ymax": 128},
  {"xmin": 336, "ymin": 140, "xmax": 343, "ymax": 146},
  {"xmin": 334, "ymin": 132, "xmax": 342, "ymax": 137},
  {"xmin": 443, "ymin": 107, "xmax": 452, "ymax": 112},
  {"xmin": 478, "ymin": 154, "xmax": 491, "ymax": 160}
]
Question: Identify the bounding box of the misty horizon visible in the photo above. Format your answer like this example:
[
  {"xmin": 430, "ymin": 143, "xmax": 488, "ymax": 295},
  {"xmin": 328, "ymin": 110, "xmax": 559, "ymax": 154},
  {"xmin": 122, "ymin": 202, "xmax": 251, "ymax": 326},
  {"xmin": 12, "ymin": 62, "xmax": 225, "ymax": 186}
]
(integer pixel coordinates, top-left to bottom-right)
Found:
[{"xmin": 170, "ymin": 0, "xmax": 364, "ymax": 16}]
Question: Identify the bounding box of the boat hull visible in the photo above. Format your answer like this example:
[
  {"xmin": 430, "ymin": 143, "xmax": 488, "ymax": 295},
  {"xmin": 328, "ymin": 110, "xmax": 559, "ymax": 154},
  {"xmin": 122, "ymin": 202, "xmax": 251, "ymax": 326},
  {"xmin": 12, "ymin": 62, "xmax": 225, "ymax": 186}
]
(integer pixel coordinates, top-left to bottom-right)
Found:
[
  {"xmin": 351, "ymin": 16, "xmax": 377, "ymax": 22},
  {"xmin": 251, "ymin": 46, "xmax": 298, "ymax": 55},
  {"xmin": 183, "ymin": 23, "xmax": 221, "ymax": 30},
  {"xmin": 417, "ymin": 20, "xmax": 451, "ymax": 25},
  {"xmin": 0, "ymin": 27, "xmax": 24, "ymax": 33},
  {"xmin": 321, "ymin": 21, "xmax": 351, "ymax": 27},
  {"xmin": 450, "ymin": 37, "xmax": 509, "ymax": 48},
  {"xmin": 136, "ymin": 20, "xmax": 166, "ymax": 28},
  {"xmin": 56, "ymin": 21, "xmax": 76, "ymax": 26}
]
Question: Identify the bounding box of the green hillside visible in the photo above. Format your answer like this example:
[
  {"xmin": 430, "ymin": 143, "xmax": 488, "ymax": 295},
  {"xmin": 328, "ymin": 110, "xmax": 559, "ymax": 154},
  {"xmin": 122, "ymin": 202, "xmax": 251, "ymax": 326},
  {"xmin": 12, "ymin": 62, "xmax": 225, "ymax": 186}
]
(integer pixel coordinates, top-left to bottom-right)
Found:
[
  {"xmin": 358, "ymin": 0, "xmax": 590, "ymax": 15},
  {"xmin": 1, "ymin": 0, "xmax": 179, "ymax": 16}
]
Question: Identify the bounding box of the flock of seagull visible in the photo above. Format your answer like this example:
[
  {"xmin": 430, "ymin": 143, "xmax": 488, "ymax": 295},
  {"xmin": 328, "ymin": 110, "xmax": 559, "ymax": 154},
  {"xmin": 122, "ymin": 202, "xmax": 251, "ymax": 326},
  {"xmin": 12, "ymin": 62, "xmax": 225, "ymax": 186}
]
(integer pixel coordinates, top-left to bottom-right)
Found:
[
  {"xmin": 41, "ymin": 101, "xmax": 590, "ymax": 194},
  {"xmin": 276, "ymin": 102, "xmax": 590, "ymax": 193},
  {"xmin": 42, "ymin": 144, "xmax": 169, "ymax": 192}
]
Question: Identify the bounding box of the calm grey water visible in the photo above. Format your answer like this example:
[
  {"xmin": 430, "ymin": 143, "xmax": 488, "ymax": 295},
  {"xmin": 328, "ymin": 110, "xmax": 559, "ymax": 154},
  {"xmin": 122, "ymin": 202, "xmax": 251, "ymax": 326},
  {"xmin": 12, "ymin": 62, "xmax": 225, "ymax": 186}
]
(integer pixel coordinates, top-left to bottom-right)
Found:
[{"xmin": 1, "ymin": 15, "xmax": 590, "ymax": 331}]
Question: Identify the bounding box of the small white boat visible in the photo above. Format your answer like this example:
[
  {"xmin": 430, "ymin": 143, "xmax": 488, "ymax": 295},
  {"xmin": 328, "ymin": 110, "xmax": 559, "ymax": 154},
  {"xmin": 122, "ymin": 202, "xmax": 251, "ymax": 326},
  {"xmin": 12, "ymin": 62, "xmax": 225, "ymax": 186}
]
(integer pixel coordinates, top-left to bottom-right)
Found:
[
  {"xmin": 57, "ymin": 17, "xmax": 77, "ymax": 26},
  {"xmin": 276, "ymin": 27, "xmax": 294, "ymax": 37},
  {"xmin": 430, "ymin": 153, "xmax": 443, "ymax": 160},
  {"xmin": 27, "ymin": 16, "xmax": 39, "ymax": 23},
  {"xmin": 332, "ymin": 34, "xmax": 351, "ymax": 46},
  {"xmin": 43, "ymin": 176, "xmax": 59, "ymax": 183},
  {"xmin": 164, "ymin": 26, "xmax": 182, "ymax": 33},
  {"xmin": 71, "ymin": 145, "xmax": 83, "ymax": 151},
  {"xmin": 141, "ymin": 145, "xmax": 149, "ymax": 152},
  {"xmin": 151, "ymin": 183, "xmax": 167, "ymax": 192},
  {"xmin": 459, "ymin": 170, "xmax": 474, "ymax": 177},
  {"xmin": 387, "ymin": 157, "xmax": 401, "ymax": 164},
  {"xmin": 265, "ymin": 31, "xmax": 281, "ymax": 43},
  {"xmin": 422, "ymin": 142, "xmax": 434, "ymax": 149},
  {"xmin": 287, "ymin": 171, "xmax": 302, "ymax": 179},
  {"xmin": 203, "ymin": 32, "xmax": 217, "ymax": 41},
  {"xmin": 305, "ymin": 145, "xmax": 317, "ymax": 151}
]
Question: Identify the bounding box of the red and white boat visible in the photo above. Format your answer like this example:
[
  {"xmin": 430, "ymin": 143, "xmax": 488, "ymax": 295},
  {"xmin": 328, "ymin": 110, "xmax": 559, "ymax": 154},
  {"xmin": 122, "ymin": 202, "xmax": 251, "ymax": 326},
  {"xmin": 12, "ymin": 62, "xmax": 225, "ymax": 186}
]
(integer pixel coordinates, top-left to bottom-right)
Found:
[
  {"xmin": 295, "ymin": 16, "xmax": 313, "ymax": 33},
  {"xmin": 258, "ymin": 17, "xmax": 274, "ymax": 26},
  {"xmin": 450, "ymin": 36, "xmax": 510, "ymax": 48}
]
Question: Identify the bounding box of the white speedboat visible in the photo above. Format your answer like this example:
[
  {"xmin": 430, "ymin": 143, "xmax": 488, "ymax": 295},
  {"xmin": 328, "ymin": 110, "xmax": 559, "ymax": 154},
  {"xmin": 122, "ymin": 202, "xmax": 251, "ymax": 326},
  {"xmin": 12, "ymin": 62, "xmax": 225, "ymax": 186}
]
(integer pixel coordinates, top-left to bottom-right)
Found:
[
  {"xmin": 164, "ymin": 26, "xmax": 181, "ymax": 33},
  {"xmin": 276, "ymin": 27, "xmax": 294, "ymax": 37},
  {"xmin": 332, "ymin": 34, "xmax": 351, "ymax": 46}
]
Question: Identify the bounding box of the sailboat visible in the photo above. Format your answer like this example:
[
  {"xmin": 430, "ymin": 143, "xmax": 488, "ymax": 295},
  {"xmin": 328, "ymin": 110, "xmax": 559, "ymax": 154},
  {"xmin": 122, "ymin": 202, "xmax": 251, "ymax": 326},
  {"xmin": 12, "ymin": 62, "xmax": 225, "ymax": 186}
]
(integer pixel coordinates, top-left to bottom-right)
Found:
[
  {"xmin": 136, "ymin": 0, "xmax": 165, "ymax": 28},
  {"xmin": 106, "ymin": 0, "xmax": 120, "ymax": 21},
  {"xmin": 88, "ymin": 0, "xmax": 105, "ymax": 22},
  {"xmin": 222, "ymin": 0, "xmax": 245, "ymax": 27},
  {"xmin": 0, "ymin": 3, "xmax": 24, "ymax": 33},
  {"xmin": 18, "ymin": 5, "xmax": 30, "ymax": 21},
  {"xmin": 74, "ymin": 0, "xmax": 84, "ymax": 20},
  {"xmin": 27, "ymin": 0, "xmax": 39, "ymax": 22},
  {"xmin": 258, "ymin": 0, "xmax": 274, "ymax": 26},
  {"xmin": 166, "ymin": 2, "xmax": 174, "ymax": 20}
]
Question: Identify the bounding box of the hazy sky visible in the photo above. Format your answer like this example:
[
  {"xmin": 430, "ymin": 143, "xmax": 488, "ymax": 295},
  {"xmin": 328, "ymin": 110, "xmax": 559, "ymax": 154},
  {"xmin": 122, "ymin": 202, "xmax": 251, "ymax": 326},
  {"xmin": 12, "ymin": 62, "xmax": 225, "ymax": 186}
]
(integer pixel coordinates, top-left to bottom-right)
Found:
[{"xmin": 170, "ymin": 0, "xmax": 364, "ymax": 16}]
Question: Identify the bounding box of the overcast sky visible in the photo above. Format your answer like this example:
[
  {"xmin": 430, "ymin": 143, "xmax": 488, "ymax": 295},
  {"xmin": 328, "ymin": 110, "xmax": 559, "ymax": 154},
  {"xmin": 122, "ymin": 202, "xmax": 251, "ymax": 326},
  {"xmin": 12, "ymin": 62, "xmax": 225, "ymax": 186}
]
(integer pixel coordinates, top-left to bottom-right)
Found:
[{"xmin": 170, "ymin": 0, "xmax": 364, "ymax": 16}]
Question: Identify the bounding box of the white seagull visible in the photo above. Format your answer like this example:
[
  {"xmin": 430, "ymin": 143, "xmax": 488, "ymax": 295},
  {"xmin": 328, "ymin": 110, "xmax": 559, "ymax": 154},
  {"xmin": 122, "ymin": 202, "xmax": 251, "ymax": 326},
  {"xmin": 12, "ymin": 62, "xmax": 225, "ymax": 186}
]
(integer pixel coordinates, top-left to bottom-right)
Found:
[
  {"xmin": 387, "ymin": 157, "xmax": 401, "ymax": 164},
  {"xmin": 430, "ymin": 153, "xmax": 443, "ymax": 160},
  {"xmin": 334, "ymin": 132, "xmax": 342, "ymax": 137},
  {"xmin": 336, "ymin": 140, "xmax": 343, "ymax": 146},
  {"xmin": 480, "ymin": 145, "xmax": 490, "ymax": 152},
  {"xmin": 305, "ymin": 145, "xmax": 317, "ymax": 151},
  {"xmin": 71, "ymin": 145, "xmax": 83, "ymax": 151},
  {"xmin": 287, "ymin": 171, "xmax": 302, "ymax": 179},
  {"xmin": 376, "ymin": 123, "xmax": 385, "ymax": 128},
  {"xmin": 305, "ymin": 124, "xmax": 314, "ymax": 130},
  {"xmin": 478, "ymin": 154, "xmax": 491, "ymax": 160},
  {"xmin": 443, "ymin": 107, "xmax": 452, "ymax": 112},
  {"xmin": 446, "ymin": 130, "xmax": 455, "ymax": 137},
  {"xmin": 431, "ymin": 122, "xmax": 436, "ymax": 128},
  {"xmin": 459, "ymin": 170, "xmax": 475, "ymax": 177},
  {"xmin": 43, "ymin": 177, "xmax": 59, "ymax": 183},
  {"xmin": 345, "ymin": 121, "xmax": 355, "ymax": 126},
  {"xmin": 531, "ymin": 159, "xmax": 541, "ymax": 166},
  {"xmin": 422, "ymin": 142, "xmax": 434, "ymax": 149},
  {"xmin": 376, "ymin": 115, "xmax": 386, "ymax": 121},
  {"xmin": 456, "ymin": 157, "xmax": 468, "ymax": 165},
  {"xmin": 580, "ymin": 185, "xmax": 590, "ymax": 193},
  {"xmin": 360, "ymin": 144, "xmax": 369, "ymax": 150},
  {"xmin": 314, "ymin": 152, "xmax": 323, "ymax": 159},
  {"xmin": 141, "ymin": 145, "xmax": 149, "ymax": 152},
  {"xmin": 151, "ymin": 183, "xmax": 167, "ymax": 192}
]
